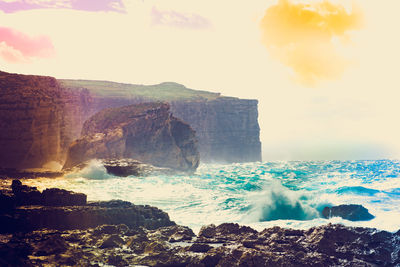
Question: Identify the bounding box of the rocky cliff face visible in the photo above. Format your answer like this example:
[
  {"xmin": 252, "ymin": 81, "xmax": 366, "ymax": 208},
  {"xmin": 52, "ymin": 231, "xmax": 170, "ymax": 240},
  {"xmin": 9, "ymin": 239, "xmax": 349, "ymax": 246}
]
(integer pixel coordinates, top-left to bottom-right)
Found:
[
  {"xmin": 0, "ymin": 71, "xmax": 260, "ymax": 169},
  {"xmin": 171, "ymin": 98, "xmax": 261, "ymax": 163},
  {"xmin": 60, "ymin": 79, "xmax": 262, "ymax": 163},
  {"xmin": 0, "ymin": 71, "xmax": 91, "ymax": 169},
  {"xmin": 63, "ymin": 102, "xmax": 199, "ymax": 171}
]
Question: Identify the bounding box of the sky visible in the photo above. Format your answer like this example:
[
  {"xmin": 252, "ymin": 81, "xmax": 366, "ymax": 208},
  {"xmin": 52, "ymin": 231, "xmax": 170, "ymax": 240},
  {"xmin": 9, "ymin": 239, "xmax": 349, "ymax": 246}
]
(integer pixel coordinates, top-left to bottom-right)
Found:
[{"xmin": 1, "ymin": 0, "xmax": 400, "ymax": 160}]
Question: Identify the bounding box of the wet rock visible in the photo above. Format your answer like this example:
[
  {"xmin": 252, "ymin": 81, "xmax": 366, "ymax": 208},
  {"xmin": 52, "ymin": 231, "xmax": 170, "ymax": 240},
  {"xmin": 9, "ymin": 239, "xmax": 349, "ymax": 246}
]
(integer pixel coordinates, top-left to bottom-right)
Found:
[
  {"xmin": 198, "ymin": 223, "xmax": 257, "ymax": 242},
  {"xmin": 322, "ymin": 204, "xmax": 375, "ymax": 221},
  {"xmin": 107, "ymin": 254, "xmax": 128, "ymax": 267},
  {"xmin": 34, "ymin": 235, "xmax": 69, "ymax": 256},
  {"xmin": 0, "ymin": 181, "xmax": 175, "ymax": 233},
  {"xmin": 42, "ymin": 188, "xmax": 86, "ymax": 206},
  {"xmin": 1, "ymin": 222, "xmax": 399, "ymax": 267},
  {"xmin": 92, "ymin": 224, "xmax": 128, "ymax": 236},
  {"xmin": 98, "ymin": 234, "xmax": 124, "ymax": 249},
  {"xmin": 102, "ymin": 158, "xmax": 177, "ymax": 177},
  {"xmin": 12, "ymin": 179, "xmax": 42, "ymax": 205},
  {"xmin": 6, "ymin": 201, "xmax": 174, "ymax": 233},
  {"xmin": 0, "ymin": 239, "xmax": 33, "ymax": 266},
  {"xmin": 9, "ymin": 179, "xmax": 86, "ymax": 207},
  {"xmin": 149, "ymin": 225, "xmax": 195, "ymax": 242},
  {"xmin": 126, "ymin": 232, "xmax": 149, "ymax": 253},
  {"xmin": 187, "ymin": 243, "xmax": 212, "ymax": 253}
]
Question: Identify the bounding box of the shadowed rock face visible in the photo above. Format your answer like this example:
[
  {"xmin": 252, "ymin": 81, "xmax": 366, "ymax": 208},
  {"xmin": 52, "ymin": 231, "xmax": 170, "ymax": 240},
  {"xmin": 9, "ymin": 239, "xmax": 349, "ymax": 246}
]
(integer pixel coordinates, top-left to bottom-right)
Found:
[
  {"xmin": 0, "ymin": 181, "xmax": 174, "ymax": 234},
  {"xmin": 63, "ymin": 102, "xmax": 200, "ymax": 172},
  {"xmin": 0, "ymin": 71, "xmax": 91, "ymax": 169}
]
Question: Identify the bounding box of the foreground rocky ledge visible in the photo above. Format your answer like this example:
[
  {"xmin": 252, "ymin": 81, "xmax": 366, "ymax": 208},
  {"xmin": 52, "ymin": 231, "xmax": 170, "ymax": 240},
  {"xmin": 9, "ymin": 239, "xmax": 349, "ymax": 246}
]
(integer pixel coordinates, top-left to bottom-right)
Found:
[
  {"xmin": 1, "ymin": 181, "xmax": 399, "ymax": 266},
  {"xmin": 1, "ymin": 222, "xmax": 399, "ymax": 266}
]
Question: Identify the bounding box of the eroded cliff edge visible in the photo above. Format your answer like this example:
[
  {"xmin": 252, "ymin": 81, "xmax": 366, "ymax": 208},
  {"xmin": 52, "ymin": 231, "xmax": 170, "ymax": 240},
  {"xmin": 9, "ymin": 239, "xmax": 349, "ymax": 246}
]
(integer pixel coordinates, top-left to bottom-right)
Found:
[
  {"xmin": 0, "ymin": 71, "xmax": 91, "ymax": 169},
  {"xmin": 0, "ymin": 71, "xmax": 261, "ymax": 169},
  {"xmin": 60, "ymin": 79, "xmax": 262, "ymax": 163},
  {"xmin": 63, "ymin": 102, "xmax": 199, "ymax": 171}
]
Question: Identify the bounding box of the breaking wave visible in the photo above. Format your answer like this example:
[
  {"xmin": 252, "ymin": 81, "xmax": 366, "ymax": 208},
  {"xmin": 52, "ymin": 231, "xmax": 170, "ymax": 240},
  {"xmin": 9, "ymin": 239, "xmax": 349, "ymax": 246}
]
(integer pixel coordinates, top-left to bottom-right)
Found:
[{"xmin": 22, "ymin": 160, "xmax": 400, "ymax": 233}]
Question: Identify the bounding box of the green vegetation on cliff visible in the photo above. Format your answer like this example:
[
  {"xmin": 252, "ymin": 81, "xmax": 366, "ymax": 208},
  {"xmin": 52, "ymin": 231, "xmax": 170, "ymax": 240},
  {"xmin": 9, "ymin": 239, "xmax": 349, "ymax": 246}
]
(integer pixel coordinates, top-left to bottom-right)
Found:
[{"xmin": 59, "ymin": 80, "xmax": 220, "ymax": 101}]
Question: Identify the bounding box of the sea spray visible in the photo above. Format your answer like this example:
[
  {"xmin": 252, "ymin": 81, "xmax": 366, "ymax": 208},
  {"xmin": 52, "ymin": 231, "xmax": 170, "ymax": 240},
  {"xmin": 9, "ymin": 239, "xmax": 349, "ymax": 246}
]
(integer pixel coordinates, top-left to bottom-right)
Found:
[
  {"xmin": 244, "ymin": 179, "xmax": 319, "ymax": 222},
  {"xmin": 65, "ymin": 160, "xmax": 113, "ymax": 180},
  {"xmin": 21, "ymin": 160, "xmax": 400, "ymax": 232}
]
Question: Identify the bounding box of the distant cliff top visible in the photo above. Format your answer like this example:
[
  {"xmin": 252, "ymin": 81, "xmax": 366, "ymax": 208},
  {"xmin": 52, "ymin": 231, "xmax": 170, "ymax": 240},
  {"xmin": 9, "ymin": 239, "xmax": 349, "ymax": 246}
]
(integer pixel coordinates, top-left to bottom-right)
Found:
[{"xmin": 59, "ymin": 79, "xmax": 222, "ymax": 101}]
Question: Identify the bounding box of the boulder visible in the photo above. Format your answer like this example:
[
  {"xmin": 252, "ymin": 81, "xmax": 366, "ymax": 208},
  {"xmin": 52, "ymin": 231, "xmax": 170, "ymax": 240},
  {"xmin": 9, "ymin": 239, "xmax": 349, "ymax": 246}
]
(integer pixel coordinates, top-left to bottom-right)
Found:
[
  {"xmin": 322, "ymin": 204, "xmax": 375, "ymax": 221},
  {"xmin": 102, "ymin": 158, "xmax": 175, "ymax": 177},
  {"xmin": 11, "ymin": 180, "xmax": 42, "ymax": 206},
  {"xmin": 9, "ymin": 179, "xmax": 86, "ymax": 207},
  {"xmin": 63, "ymin": 102, "xmax": 199, "ymax": 172},
  {"xmin": 42, "ymin": 188, "xmax": 86, "ymax": 206}
]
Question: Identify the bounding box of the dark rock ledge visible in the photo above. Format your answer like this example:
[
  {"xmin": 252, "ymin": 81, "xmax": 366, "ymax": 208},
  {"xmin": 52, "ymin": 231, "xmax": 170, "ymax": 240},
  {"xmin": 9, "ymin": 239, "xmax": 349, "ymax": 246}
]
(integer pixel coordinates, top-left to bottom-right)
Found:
[{"xmin": 1, "ymin": 181, "xmax": 399, "ymax": 267}]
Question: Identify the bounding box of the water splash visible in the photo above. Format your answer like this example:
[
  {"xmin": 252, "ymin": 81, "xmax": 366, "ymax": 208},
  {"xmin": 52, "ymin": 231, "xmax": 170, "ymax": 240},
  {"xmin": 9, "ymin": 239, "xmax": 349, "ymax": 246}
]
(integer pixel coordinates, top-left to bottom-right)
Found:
[{"xmin": 21, "ymin": 160, "xmax": 400, "ymax": 233}]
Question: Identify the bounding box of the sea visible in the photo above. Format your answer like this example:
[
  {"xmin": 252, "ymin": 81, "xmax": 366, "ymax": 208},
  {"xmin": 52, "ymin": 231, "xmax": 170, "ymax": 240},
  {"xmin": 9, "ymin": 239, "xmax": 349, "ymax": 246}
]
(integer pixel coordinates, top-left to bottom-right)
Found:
[{"xmin": 18, "ymin": 160, "xmax": 400, "ymax": 234}]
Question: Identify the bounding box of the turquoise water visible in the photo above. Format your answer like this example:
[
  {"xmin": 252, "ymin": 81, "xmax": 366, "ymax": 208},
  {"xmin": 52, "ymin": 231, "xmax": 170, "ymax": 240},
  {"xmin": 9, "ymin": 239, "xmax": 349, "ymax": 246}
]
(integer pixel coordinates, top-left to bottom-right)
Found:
[{"xmin": 23, "ymin": 160, "xmax": 400, "ymax": 233}]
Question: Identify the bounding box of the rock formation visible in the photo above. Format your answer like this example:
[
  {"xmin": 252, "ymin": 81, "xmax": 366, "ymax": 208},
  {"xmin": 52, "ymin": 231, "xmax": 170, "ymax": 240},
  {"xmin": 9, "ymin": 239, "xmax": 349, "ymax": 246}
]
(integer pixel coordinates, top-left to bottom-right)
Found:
[
  {"xmin": 102, "ymin": 159, "xmax": 175, "ymax": 177},
  {"xmin": 171, "ymin": 98, "xmax": 261, "ymax": 163},
  {"xmin": 1, "ymin": 181, "xmax": 399, "ymax": 266},
  {"xmin": 0, "ymin": 71, "xmax": 91, "ymax": 170},
  {"xmin": 60, "ymin": 79, "xmax": 262, "ymax": 163},
  {"xmin": 0, "ymin": 180, "xmax": 174, "ymax": 233},
  {"xmin": 0, "ymin": 70, "xmax": 261, "ymax": 170},
  {"xmin": 322, "ymin": 204, "xmax": 375, "ymax": 221},
  {"xmin": 63, "ymin": 102, "xmax": 200, "ymax": 172}
]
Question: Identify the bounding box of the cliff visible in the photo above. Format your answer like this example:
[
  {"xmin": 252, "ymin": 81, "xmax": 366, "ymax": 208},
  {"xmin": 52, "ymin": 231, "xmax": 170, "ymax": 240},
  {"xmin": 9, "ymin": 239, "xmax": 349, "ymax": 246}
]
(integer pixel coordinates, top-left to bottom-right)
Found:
[
  {"xmin": 171, "ymin": 98, "xmax": 261, "ymax": 163},
  {"xmin": 0, "ymin": 71, "xmax": 261, "ymax": 169},
  {"xmin": 60, "ymin": 79, "xmax": 262, "ymax": 163},
  {"xmin": 63, "ymin": 103, "xmax": 199, "ymax": 171},
  {"xmin": 0, "ymin": 71, "xmax": 91, "ymax": 169}
]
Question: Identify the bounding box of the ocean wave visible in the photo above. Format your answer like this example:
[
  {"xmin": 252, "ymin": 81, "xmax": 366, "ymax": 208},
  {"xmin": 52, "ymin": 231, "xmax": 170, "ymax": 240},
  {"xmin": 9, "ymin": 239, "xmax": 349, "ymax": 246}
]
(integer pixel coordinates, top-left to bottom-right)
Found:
[
  {"xmin": 336, "ymin": 186, "xmax": 381, "ymax": 196},
  {"xmin": 20, "ymin": 160, "xmax": 400, "ymax": 232},
  {"xmin": 245, "ymin": 180, "xmax": 319, "ymax": 222},
  {"xmin": 65, "ymin": 160, "xmax": 114, "ymax": 180}
]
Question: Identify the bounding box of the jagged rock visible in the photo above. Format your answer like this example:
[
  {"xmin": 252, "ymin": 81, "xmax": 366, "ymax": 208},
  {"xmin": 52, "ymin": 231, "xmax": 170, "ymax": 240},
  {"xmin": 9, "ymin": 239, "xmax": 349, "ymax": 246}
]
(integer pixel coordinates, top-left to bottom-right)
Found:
[
  {"xmin": 0, "ymin": 70, "xmax": 261, "ymax": 170},
  {"xmin": 42, "ymin": 188, "xmax": 86, "ymax": 206},
  {"xmin": 198, "ymin": 223, "xmax": 258, "ymax": 242},
  {"xmin": 12, "ymin": 179, "xmax": 42, "ymax": 205},
  {"xmin": 98, "ymin": 234, "xmax": 124, "ymax": 249},
  {"xmin": 9, "ymin": 179, "xmax": 86, "ymax": 207},
  {"xmin": 102, "ymin": 158, "xmax": 175, "ymax": 177},
  {"xmin": 4, "ymin": 201, "xmax": 174, "ymax": 233},
  {"xmin": 63, "ymin": 102, "xmax": 200, "ymax": 172},
  {"xmin": 0, "ymin": 181, "xmax": 174, "ymax": 233},
  {"xmin": 1, "ymin": 222, "xmax": 399, "ymax": 266},
  {"xmin": 322, "ymin": 204, "xmax": 375, "ymax": 221},
  {"xmin": 34, "ymin": 235, "xmax": 69, "ymax": 256}
]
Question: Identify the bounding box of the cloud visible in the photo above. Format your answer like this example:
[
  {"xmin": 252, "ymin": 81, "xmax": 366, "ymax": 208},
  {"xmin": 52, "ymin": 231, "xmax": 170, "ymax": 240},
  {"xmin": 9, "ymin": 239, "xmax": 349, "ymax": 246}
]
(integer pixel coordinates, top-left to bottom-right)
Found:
[
  {"xmin": 0, "ymin": 27, "xmax": 54, "ymax": 63},
  {"xmin": 151, "ymin": 7, "xmax": 211, "ymax": 30},
  {"xmin": 260, "ymin": 0, "xmax": 363, "ymax": 86},
  {"xmin": 0, "ymin": 0, "xmax": 125, "ymax": 13}
]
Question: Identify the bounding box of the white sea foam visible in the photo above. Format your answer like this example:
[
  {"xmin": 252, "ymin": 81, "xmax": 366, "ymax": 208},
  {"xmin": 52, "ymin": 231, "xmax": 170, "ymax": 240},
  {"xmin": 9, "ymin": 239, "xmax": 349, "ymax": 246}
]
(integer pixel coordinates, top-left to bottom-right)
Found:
[{"xmin": 22, "ymin": 160, "xmax": 400, "ymax": 233}]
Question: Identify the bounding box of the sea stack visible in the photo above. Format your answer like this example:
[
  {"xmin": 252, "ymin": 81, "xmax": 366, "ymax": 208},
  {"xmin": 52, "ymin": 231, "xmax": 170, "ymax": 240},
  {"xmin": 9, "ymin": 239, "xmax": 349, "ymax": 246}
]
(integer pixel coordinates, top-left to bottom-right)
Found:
[{"xmin": 63, "ymin": 102, "xmax": 200, "ymax": 172}]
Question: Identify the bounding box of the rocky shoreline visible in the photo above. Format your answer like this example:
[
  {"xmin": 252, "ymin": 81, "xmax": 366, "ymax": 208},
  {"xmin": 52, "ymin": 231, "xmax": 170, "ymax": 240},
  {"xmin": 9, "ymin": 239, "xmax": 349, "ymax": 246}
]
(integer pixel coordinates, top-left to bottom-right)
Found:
[{"xmin": 1, "ymin": 181, "xmax": 399, "ymax": 266}]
